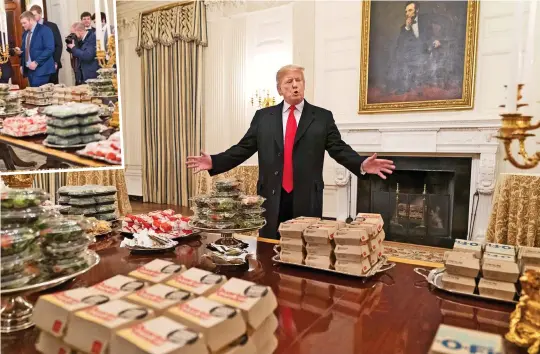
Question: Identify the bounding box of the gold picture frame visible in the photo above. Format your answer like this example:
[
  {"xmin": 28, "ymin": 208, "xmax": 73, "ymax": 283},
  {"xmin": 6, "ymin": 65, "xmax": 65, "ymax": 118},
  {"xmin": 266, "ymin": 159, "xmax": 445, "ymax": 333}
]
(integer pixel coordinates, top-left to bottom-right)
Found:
[{"xmin": 358, "ymin": 0, "xmax": 480, "ymax": 114}]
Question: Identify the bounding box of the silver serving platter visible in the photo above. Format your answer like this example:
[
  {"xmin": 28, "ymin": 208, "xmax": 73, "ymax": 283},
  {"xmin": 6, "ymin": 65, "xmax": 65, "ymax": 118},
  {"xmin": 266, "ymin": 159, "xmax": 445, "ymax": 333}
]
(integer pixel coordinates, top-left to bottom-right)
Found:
[
  {"xmin": 43, "ymin": 141, "xmax": 88, "ymax": 149},
  {"xmin": 272, "ymin": 245, "xmax": 395, "ymax": 279},
  {"xmin": 1, "ymin": 250, "xmax": 100, "ymax": 297},
  {"xmin": 414, "ymin": 267, "xmax": 518, "ymax": 305},
  {"xmin": 188, "ymin": 220, "xmax": 266, "ymax": 234},
  {"xmin": 0, "ymin": 129, "xmax": 46, "ymax": 138}
]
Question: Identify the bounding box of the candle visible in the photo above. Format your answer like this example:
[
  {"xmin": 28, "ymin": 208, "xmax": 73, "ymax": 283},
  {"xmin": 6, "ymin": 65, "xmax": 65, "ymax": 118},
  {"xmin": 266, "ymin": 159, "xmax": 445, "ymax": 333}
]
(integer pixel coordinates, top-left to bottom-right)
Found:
[
  {"xmin": 104, "ymin": 0, "xmax": 112, "ymax": 43},
  {"xmin": 508, "ymin": 1, "xmax": 525, "ymax": 112},
  {"xmin": 94, "ymin": 0, "xmax": 102, "ymax": 50},
  {"xmin": 523, "ymin": 0, "xmax": 538, "ymax": 83},
  {"xmin": 3, "ymin": 12, "xmax": 6, "ymax": 49}
]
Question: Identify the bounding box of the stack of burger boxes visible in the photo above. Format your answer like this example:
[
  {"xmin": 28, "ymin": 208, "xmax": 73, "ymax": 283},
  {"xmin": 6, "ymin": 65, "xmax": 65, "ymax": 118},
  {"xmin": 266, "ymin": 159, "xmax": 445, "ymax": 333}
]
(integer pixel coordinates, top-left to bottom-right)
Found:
[
  {"xmin": 442, "ymin": 240, "xmax": 521, "ymax": 301},
  {"xmin": 278, "ymin": 218, "xmax": 318, "ymax": 264},
  {"xmin": 333, "ymin": 213, "xmax": 385, "ymax": 275},
  {"xmin": 303, "ymin": 221, "xmax": 339, "ymax": 269},
  {"xmin": 32, "ymin": 259, "xmax": 278, "ymax": 354}
]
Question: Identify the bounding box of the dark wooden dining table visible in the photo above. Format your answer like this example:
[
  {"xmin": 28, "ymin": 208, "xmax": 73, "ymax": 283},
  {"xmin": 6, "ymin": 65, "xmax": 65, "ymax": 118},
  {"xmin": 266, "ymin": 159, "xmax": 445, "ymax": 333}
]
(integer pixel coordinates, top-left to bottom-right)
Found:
[{"xmin": 0, "ymin": 232, "xmax": 527, "ymax": 354}]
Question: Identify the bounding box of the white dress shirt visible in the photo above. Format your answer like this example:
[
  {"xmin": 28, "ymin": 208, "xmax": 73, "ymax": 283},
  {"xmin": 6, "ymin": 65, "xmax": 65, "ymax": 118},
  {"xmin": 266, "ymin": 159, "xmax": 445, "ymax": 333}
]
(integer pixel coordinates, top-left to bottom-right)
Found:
[
  {"xmin": 411, "ymin": 16, "xmax": 419, "ymax": 38},
  {"xmin": 282, "ymin": 100, "xmax": 304, "ymax": 141}
]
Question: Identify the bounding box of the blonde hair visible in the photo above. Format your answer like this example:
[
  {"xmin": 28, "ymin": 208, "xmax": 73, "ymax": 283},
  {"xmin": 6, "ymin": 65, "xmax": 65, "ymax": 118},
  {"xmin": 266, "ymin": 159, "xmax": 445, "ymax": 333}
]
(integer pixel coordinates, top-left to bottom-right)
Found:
[
  {"xmin": 20, "ymin": 11, "xmax": 34, "ymax": 21},
  {"xmin": 71, "ymin": 22, "xmax": 86, "ymax": 32},
  {"xmin": 276, "ymin": 65, "xmax": 305, "ymax": 85}
]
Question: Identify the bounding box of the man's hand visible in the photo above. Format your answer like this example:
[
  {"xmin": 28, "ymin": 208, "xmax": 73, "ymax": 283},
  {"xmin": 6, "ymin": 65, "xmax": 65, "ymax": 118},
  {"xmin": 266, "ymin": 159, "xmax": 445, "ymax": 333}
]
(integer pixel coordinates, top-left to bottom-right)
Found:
[
  {"xmin": 405, "ymin": 17, "xmax": 412, "ymax": 30},
  {"xmin": 67, "ymin": 43, "xmax": 75, "ymax": 49},
  {"xmin": 55, "ymin": 63, "xmax": 58, "ymax": 70},
  {"xmin": 433, "ymin": 40, "xmax": 441, "ymax": 48},
  {"xmin": 186, "ymin": 152, "xmax": 212, "ymax": 173},
  {"xmin": 28, "ymin": 61, "xmax": 38, "ymax": 70},
  {"xmin": 13, "ymin": 47, "xmax": 22, "ymax": 55},
  {"xmin": 362, "ymin": 153, "xmax": 395, "ymax": 180}
]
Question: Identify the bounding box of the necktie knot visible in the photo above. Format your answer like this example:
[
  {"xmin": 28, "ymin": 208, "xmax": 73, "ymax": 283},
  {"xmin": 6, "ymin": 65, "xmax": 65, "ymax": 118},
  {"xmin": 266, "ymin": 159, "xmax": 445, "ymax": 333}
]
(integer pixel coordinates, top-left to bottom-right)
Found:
[{"xmin": 290, "ymin": 105, "xmax": 296, "ymax": 112}]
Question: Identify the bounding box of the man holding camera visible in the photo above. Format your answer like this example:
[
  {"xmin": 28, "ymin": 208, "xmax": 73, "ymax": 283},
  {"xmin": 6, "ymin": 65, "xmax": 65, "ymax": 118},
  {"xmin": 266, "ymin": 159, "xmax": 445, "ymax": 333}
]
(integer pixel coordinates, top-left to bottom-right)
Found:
[
  {"xmin": 66, "ymin": 22, "xmax": 98, "ymax": 84},
  {"xmin": 14, "ymin": 11, "xmax": 55, "ymax": 87},
  {"xmin": 30, "ymin": 5, "xmax": 62, "ymax": 84}
]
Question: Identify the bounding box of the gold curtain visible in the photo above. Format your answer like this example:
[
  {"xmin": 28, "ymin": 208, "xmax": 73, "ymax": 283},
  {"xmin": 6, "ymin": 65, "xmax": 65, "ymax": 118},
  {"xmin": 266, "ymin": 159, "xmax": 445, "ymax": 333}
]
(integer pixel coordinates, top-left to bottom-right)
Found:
[
  {"xmin": 486, "ymin": 173, "xmax": 540, "ymax": 247},
  {"xmin": 65, "ymin": 169, "xmax": 132, "ymax": 216},
  {"xmin": 33, "ymin": 172, "xmax": 68, "ymax": 203},
  {"xmin": 136, "ymin": 1, "xmax": 207, "ymax": 206}
]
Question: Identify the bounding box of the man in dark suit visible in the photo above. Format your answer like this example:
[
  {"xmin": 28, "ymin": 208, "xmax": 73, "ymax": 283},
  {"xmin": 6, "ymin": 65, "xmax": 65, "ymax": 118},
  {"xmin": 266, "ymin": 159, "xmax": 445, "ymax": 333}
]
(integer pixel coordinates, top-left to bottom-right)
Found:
[
  {"xmin": 30, "ymin": 5, "xmax": 62, "ymax": 84},
  {"xmin": 390, "ymin": 1, "xmax": 443, "ymax": 93},
  {"xmin": 14, "ymin": 11, "xmax": 56, "ymax": 87},
  {"xmin": 67, "ymin": 22, "xmax": 98, "ymax": 83},
  {"xmin": 81, "ymin": 12, "xmax": 95, "ymax": 33},
  {"xmin": 187, "ymin": 65, "xmax": 395, "ymax": 239}
]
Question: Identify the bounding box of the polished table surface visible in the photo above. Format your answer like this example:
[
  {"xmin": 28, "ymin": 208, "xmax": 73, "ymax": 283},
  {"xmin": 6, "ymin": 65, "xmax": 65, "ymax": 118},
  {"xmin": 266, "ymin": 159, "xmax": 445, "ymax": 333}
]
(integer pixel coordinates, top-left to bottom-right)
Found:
[{"xmin": 1, "ymin": 232, "xmax": 527, "ymax": 354}]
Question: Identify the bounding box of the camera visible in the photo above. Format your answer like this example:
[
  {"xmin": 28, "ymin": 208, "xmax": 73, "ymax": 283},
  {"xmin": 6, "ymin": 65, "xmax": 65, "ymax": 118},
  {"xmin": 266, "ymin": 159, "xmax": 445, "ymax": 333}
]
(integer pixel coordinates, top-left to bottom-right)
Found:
[{"xmin": 65, "ymin": 33, "xmax": 77, "ymax": 45}]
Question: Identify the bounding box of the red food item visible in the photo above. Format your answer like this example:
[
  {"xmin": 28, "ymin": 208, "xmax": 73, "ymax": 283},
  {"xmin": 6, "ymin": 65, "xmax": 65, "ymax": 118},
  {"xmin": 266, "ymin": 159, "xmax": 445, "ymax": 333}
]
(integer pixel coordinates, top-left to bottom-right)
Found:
[{"xmin": 105, "ymin": 152, "xmax": 116, "ymax": 161}]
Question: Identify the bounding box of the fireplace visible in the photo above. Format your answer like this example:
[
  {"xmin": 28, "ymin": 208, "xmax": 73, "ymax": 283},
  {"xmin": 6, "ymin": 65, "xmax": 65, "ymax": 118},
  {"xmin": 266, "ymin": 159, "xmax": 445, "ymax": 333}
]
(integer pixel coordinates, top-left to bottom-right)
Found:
[{"xmin": 356, "ymin": 156, "xmax": 472, "ymax": 248}]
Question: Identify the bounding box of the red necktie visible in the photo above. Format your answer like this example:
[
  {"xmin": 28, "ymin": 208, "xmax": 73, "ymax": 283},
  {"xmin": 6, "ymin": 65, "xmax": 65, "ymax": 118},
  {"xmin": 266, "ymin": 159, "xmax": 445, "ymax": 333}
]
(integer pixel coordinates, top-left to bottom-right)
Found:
[{"xmin": 283, "ymin": 105, "xmax": 297, "ymax": 193}]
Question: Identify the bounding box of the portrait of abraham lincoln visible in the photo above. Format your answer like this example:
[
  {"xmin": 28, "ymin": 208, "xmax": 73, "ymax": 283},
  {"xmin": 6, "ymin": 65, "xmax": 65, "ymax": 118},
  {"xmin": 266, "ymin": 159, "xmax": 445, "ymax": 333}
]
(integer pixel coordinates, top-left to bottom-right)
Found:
[{"xmin": 359, "ymin": 0, "xmax": 479, "ymax": 113}]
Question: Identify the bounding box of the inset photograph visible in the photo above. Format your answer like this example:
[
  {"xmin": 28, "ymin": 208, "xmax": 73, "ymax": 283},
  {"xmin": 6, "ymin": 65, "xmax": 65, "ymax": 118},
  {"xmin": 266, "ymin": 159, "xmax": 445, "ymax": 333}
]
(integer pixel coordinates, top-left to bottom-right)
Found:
[{"xmin": 0, "ymin": 0, "xmax": 122, "ymax": 173}]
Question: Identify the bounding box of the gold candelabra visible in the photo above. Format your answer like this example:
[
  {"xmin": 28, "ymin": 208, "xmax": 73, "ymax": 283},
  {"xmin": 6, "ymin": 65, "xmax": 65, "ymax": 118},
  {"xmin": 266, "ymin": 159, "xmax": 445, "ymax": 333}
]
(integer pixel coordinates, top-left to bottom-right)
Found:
[
  {"xmin": 96, "ymin": 36, "xmax": 116, "ymax": 69},
  {"xmin": 496, "ymin": 84, "xmax": 540, "ymax": 169},
  {"xmin": 250, "ymin": 89, "xmax": 276, "ymax": 108},
  {"xmin": 110, "ymin": 77, "xmax": 119, "ymax": 129},
  {"xmin": 0, "ymin": 44, "xmax": 10, "ymax": 78}
]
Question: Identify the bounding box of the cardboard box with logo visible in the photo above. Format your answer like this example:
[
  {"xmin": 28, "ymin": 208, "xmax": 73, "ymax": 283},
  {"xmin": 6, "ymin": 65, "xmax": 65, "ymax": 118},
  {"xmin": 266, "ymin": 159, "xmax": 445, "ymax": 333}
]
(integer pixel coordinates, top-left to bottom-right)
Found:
[
  {"xmin": 481, "ymin": 259, "xmax": 520, "ymax": 283},
  {"xmin": 444, "ymin": 253, "xmax": 480, "ymax": 278},
  {"xmin": 32, "ymin": 287, "xmax": 112, "ymax": 338},
  {"xmin": 166, "ymin": 297, "xmax": 246, "ymax": 353},
  {"xmin": 428, "ymin": 324, "xmax": 504, "ymax": 354},
  {"xmin": 128, "ymin": 259, "xmax": 187, "ymax": 284},
  {"xmin": 91, "ymin": 275, "xmax": 146, "ymax": 300},
  {"xmin": 279, "ymin": 236, "xmax": 304, "ymax": 253},
  {"xmin": 111, "ymin": 316, "xmax": 208, "ymax": 354},
  {"xmin": 333, "ymin": 228, "xmax": 369, "ymax": 246},
  {"xmin": 303, "ymin": 225, "xmax": 337, "ymax": 245},
  {"xmin": 334, "ymin": 244, "xmax": 369, "ymax": 263},
  {"xmin": 166, "ymin": 267, "xmax": 227, "ymax": 296},
  {"xmin": 64, "ymin": 299, "xmax": 155, "ymax": 354},
  {"xmin": 279, "ymin": 249, "xmax": 304, "ymax": 264},
  {"xmin": 485, "ymin": 242, "xmax": 515, "ymax": 257},
  {"xmin": 452, "ymin": 239, "xmax": 483, "ymax": 259},
  {"xmin": 126, "ymin": 283, "xmax": 195, "ymax": 315},
  {"xmin": 35, "ymin": 331, "xmax": 77, "ymax": 354},
  {"xmin": 278, "ymin": 221, "xmax": 310, "ymax": 238},
  {"xmin": 305, "ymin": 254, "xmax": 333, "ymax": 269},
  {"xmin": 440, "ymin": 273, "xmax": 476, "ymax": 294},
  {"xmin": 334, "ymin": 259, "xmax": 371, "ymax": 275},
  {"xmin": 478, "ymin": 279, "xmax": 516, "ymax": 301}
]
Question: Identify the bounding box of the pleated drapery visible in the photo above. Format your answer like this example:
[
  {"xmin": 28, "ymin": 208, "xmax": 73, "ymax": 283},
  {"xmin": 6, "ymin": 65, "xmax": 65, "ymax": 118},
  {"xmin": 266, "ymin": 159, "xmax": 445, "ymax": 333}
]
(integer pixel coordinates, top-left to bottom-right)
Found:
[{"xmin": 136, "ymin": 1, "xmax": 207, "ymax": 206}]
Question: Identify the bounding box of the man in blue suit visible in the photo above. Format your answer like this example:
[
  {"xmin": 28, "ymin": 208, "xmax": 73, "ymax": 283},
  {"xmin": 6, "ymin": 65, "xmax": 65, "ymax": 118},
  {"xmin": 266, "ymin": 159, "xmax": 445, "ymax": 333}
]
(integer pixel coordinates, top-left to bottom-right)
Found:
[
  {"xmin": 67, "ymin": 22, "xmax": 98, "ymax": 83},
  {"xmin": 14, "ymin": 11, "xmax": 56, "ymax": 87}
]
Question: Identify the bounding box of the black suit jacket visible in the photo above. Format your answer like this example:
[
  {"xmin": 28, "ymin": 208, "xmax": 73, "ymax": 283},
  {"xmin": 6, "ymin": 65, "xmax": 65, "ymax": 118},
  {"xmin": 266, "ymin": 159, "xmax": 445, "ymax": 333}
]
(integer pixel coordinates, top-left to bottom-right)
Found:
[
  {"xmin": 210, "ymin": 100, "xmax": 365, "ymax": 239},
  {"xmin": 42, "ymin": 20, "xmax": 63, "ymax": 69}
]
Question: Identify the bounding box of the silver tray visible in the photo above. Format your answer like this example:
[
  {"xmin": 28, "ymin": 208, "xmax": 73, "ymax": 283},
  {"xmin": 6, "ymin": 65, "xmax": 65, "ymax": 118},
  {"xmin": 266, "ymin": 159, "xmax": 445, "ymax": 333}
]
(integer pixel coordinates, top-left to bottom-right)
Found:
[
  {"xmin": 0, "ymin": 250, "xmax": 100, "ymax": 333},
  {"xmin": 188, "ymin": 220, "xmax": 266, "ymax": 234},
  {"xmin": 272, "ymin": 245, "xmax": 395, "ymax": 279},
  {"xmin": 414, "ymin": 267, "xmax": 518, "ymax": 305},
  {"xmin": 43, "ymin": 141, "xmax": 88, "ymax": 149}
]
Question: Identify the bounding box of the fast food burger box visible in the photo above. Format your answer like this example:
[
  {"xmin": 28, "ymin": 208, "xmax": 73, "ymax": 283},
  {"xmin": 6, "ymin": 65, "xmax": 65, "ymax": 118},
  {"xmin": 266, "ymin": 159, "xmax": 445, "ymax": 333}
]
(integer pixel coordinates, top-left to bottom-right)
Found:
[
  {"xmin": 111, "ymin": 316, "xmax": 208, "ymax": 354},
  {"xmin": 279, "ymin": 236, "xmax": 303, "ymax": 252},
  {"xmin": 303, "ymin": 225, "xmax": 336, "ymax": 244},
  {"xmin": 91, "ymin": 275, "xmax": 146, "ymax": 300},
  {"xmin": 481, "ymin": 259, "xmax": 520, "ymax": 283},
  {"xmin": 208, "ymin": 278, "xmax": 277, "ymax": 330},
  {"xmin": 485, "ymin": 242, "xmax": 516, "ymax": 257},
  {"xmin": 305, "ymin": 243, "xmax": 333, "ymax": 256},
  {"xmin": 452, "ymin": 239, "xmax": 483, "ymax": 258},
  {"xmin": 278, "ymin": 221, "xmax": 310, "ymax": 238},
  {"xmin": 482, "ymin": 252, "xmax": 516, "ymax": 264},
  {"xmin": 166, "ymin": 267, "xmax": 226, "ymax": 296},
  {"xmin": 444, "ymin": 253, "xmax": 480, "ymax": 278},
  {"xmin": 313, "ymin": 220, "xmax": 346, "ymax": 229},
  {"xmin": 279, "ymin": 250, "xmax": 304, "ymax": 264},
  {"xmin": 440, "ymin": 273, "xmax": 476, "ymax": 294},
  {"xmin": 293, "ymin": 216, "xmax": 321, "ymax": 224},
  {"xmin": 368, "ymin": 231, "xmax": 384, "ymax": 252},
  {"xmin": 353, "ymin": 213, "xmax": 384, "ymax": 233},
  {"xmin": 32, "ymin": 287, "xmax": 112, "ymax": 338},
  {"xmin": 165, "ymin": 297, "xmax": 246, "ymax": 353},
  {"xmin": 35, "ymin": 331, "xmax": 77, "ymax": 354},
  {"xmin": 428, "ymin": 324, "xmax": 504, "ymax": 354},
  {"xmin": 334, "ymin": 244, "xmax": 370, "ymax": 263},
  {"xmin": 305, "ymin": 254, "xmax": 333, "ymax": 269},
  {"xmin": 519, "ymin": 246, "xmax": 540, "ymax": 266},
  {"xmin": 64, "ymin": 299, "xmax": 155, "ymax": 354},
  {"xmin": 248, "ymin": 314, "xmax": 278, "ymax": 352},
  {"xmin": 334, "ymin": 259, "xmax": 371, "ymax": 275},
  {"xmin": 369, "ymin": 248, "xmax": 382, "ymax": 266},
  {"xmin": 478, "ymin": 278, "xmax": 516, "ymax": 301},
  {"xmin": 126, "ymin": 283, "xmax": 195, "ymax": 314},
  {"xmin": 333, "ymin": 228, "xmax": 369, "ymax": 246},
  {"xmin": 128, "ymin": 259, "xmax": 187, "ymax": 283},
  {"xmin": 443, "ymin": 251, "xmax": 475, "ymax": 262}
]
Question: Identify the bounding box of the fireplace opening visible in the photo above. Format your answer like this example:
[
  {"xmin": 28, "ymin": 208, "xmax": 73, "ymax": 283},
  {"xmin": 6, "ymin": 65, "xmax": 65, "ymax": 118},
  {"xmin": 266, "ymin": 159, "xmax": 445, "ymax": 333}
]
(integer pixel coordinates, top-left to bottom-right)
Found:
[{"xmin": 356, "ymin": 156, "xmax": 472, "ymax": 248}]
